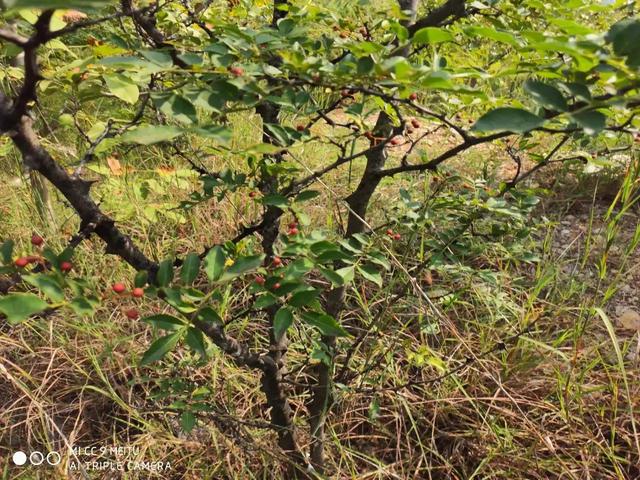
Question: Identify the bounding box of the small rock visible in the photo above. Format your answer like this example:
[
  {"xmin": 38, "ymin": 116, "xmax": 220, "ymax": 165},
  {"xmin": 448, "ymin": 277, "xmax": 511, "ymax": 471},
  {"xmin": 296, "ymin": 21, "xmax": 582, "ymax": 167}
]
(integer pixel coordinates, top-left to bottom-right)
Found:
[{"xmin": 618, "ymin": 310, "xmax": 640, "ymax": 331}]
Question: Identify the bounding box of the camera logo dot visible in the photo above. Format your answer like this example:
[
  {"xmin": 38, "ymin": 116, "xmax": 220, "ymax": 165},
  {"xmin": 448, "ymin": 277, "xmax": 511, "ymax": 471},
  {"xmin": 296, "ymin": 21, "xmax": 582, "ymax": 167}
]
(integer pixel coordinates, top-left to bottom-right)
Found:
[
  {"xmin": 12, "ymin": 450, "xmax": 61, "ymax": 466},
  {"xmin": 13, "ymin": 451, "xmax": 27, "ymax": 466}
]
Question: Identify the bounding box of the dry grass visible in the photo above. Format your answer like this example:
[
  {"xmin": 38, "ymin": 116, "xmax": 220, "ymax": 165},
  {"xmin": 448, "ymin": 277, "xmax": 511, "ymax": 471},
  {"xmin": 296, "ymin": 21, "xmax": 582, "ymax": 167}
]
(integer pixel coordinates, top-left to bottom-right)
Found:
[{"xmin": 1, "ymin": 113, "xmax": 640, "ymax": 479}]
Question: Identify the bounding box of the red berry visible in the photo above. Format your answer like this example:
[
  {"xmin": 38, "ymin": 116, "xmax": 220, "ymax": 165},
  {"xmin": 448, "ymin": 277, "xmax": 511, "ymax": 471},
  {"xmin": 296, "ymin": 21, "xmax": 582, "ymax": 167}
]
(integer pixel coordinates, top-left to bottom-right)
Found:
[
  {"xmin": 390, "ymin": 137, "xmax": 401, "ymax": 146},
  {"xmin": 288, "ymin": 221, "xmax": 298, "ymax": 229},
  {"xmin": 411, "ymin": 119, "xmax": 420, "ymax": 129},
  {"xmin": 393, "ymin": 233, "xmax": 401, "ymax": 240},
  {"xmin": 296, "ymin": 124, "xmax": 305, "ymax": 132},
  {"xmin": 273, "ymin": 256, "xmax": 282, "ymax": 266},
  {"xmin": 228, "ymin": 66, "xmax": 244, "ymax": 76},
  {"xmin": 273, "ymin": 282, "xmax": 281, "ymax": 290},
  {"xmin": 60, "ymin": 261, "xmax": 73, "ymax": 272},
  {"xmin": 112, "ymin": 282, "xmax": 126, "ymax": 294},
  {"xmin": 132, "ymin": 287, "xmax": 145, "ymax": 298},
  {"xmin": 14, "ymin": 257, "xmax": 28, "ymax": 268},
  {"xmin": 288, "ymin": 227, "xmax": 299, "ymax": 235},
  {"xmin": 125, "ymin": 308, "xmax": 139, "ymax": 320},
  {"xmin": 409, "ymin": 92, "xmax": 418, "ymax": 101},
  {"xmin": 386, "ymin": 228, "xmax": 394, "ymax": 236},
  {"xmin": 31, "ymin": 234, "xmax": 44, "ymax": 246},
  {"xmin": 249, "ymin": 191, "xmax": 257, "ymax": 198},
  {"xmin": 255, "ymin": 275, "xmax": 265, "ymax": 285}
]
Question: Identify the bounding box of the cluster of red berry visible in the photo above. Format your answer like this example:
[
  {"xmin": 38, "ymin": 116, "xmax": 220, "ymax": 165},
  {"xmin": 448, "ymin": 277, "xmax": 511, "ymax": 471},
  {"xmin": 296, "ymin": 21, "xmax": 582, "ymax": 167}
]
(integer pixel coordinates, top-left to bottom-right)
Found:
[
  {"xmin": 251, "ymin": 220, "xmax": 301, "ymax": 291},
  {"xmin": 13, "ymin": 233, "xmax": 144, "ymax": 321},
  {"xmin": 287, "ymin": 220, "xmax": 299, "ymax": 236},
  {"xmin": 13, "ymin": 234, "xmax": 74, "ymax": 271},
  {"xmin": 386, "ymin": 228, "xmax": 401, "ymax": 241},
  {"xmin": 111, "ymin": 282, "xmax": 145, "ymax": 320}
]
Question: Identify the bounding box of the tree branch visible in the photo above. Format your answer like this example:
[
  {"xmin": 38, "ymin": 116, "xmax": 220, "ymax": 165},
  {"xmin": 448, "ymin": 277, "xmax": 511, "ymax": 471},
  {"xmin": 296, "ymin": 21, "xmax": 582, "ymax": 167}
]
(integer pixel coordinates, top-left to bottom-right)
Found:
[{"xmin": 408, "ymin": 0, "xmax": 466, "ymax": 35}]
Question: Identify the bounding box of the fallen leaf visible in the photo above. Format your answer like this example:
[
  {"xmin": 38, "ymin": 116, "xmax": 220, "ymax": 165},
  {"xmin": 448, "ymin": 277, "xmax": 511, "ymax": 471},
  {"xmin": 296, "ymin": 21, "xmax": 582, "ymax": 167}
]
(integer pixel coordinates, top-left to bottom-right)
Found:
[
  {"xmin": 107, "ymin": 156, "xmax": 123, "ymax": 175},
  {"xmin": 157, "ymin": 166, "xmax": 176, "ymax": 175},
  {"xmin": 63, "ymin": 10, "xmax": 88, "ymax": 23},
  {"xmin": 87, "ymin": 36, "xmax": 102, "ymax": 47}
]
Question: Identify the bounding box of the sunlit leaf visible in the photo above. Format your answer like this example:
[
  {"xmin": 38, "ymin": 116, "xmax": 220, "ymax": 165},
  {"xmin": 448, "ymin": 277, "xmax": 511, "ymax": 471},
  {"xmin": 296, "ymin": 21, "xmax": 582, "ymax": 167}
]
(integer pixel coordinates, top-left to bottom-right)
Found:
[
  {"xmin": 0, "ymin": 293, "xmax": 49, "ymax": 325},
  {"xmin": 472, "ymin": 108, "xmax": 544, "ymax": 133},
  {"xmin": 274, "ymin": 307, "xmax": 294, "ymax": 341},
  {"xmin": 140, "ymin": 331, "xmax": 182, "ymax": 365}
]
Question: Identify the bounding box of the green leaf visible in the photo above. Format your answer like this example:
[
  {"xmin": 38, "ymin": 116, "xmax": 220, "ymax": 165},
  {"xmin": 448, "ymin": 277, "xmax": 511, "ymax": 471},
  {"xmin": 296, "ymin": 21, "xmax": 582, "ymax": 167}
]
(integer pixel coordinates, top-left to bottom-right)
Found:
[
  {"xmin": 524, "ymin": 80, "xmax": 568, "ymax": 112},
  {"xmin": 103, "ymin": 73, "xmax": 139, "ymax": 104},
  {"xmin": 1, "ymin": 239, "xmax": 14, "ymax": 264},
  {"xmin": 318, "ymin": 267, "xmax": 344, "ymax": 287},
  {"xmin": 357, "ymin": 264, "xmax": 383, "ymax": 287},
  {"xmin": 357, "ymin": 56, "xmax": 375, "ymax": 75},
  {"xmin": 264, "ymin": 123, "xmax": 292, "ymax": 146},
  {"xmin": 262, "ymin": 194, "xmax": 289, "ymax": 208},
  {"xmin": 23, "ymin": 274, "xmax": 64, "ymax": 302},
  {"xmin": 156, "ymin": 258, "xmax": 174, "ymax": 287},
  {"xmin": 153, "ymin": 94, "xmax": 197, "ymax": 125},
  {"xmin": 289, "ymin": 289, "xmax": 319, "ymax": 308},
  {"xmin": 273, "ymin": 307, "xmax": 294, "ymax": 341},
  {"xmin": 367, "ymin": 251, "xmax": 391, "ymax": 271},
  {"xmin": 5, "ymin": 0, "xmax": 112, "ymax": 8},
  {"xmin": 69, "ymin": 296, "xmax": 98, "ymax": 317},
  {"xmin": 294, "ymin": 190, "xmax": 320, "ymax": 203},
  {"xmin": 316, "ymin": 250, "xmax": 353, "ymax": 263},
  {"xmin": 561, "ymin": 82, "xmax": 591, "ymax": 101},
  {"xmin": 204, "ymin": 246, "xmax": 225, "ymax": 281},
  {"xmin": 219, "ymin": 255, "xmax": 264, "ymax": 282},
  {"xmin": 180, "ymin": 411, "xmax": 196, "ymax": 433},
  {"xmin": 180, "ymin": 253, "xmax": 201, "ymax": 285},
  {"xmin": 472, "ymin": 108, "xmax": 543, "ymax": 133},
  {"xmin": 549, "ymin": 19, "xmax": 594, "ymax": 36},
  {"xmin": 607, "ymin": 19, "xmax": 640, "ymax": 68},
  {"xmin": 144, "ymin": 314, "xmax": 185, "ymax": 330},
  {"xmin": 140, "ymin": 331, "xmax": 182, "ymax": 365},
  {"xmin": 191, "ymin": 125, "xmax": 232, "ymax": 143},
  {"xmin": 99, "ymin": 55, "xmax": 162, "ymax": 73},
  {"xmin": 121, "ymin": 126, "xmax": 184, "ymax": 145},
  {"xmin": 195, "ymin": 306, "xmax": 223, "ymax": 325},
  {"xmin": 412, "ymin": 27, "xmax": 454, "ymax": 45},
  {"xmin": 336, "ymin": 265, "xmax": 355, "ymax": 283},
  {"xmin": 572, "ymin": 110, "xmax": 606, "ymax": 136},
  {"xmin": 163, "ymin": 288, "xmax": 196, "ymax": 313},
  {"xmin": 0, "ymin": 293, "xmax": 48, "ymax": 325},
  {"xmin": 254, "ymin": 293, "xmax": 278, "ymax": 309},
  {"xmin": 134, "ymin": 270, "xmax": 148, "ymax": 288},
  {"xmin": 185, "ymin": 327, "xmax": 207, "ymax": 358},
  {"xmin": 301, "ymin": 312, "xmax": 349, "ymax": 337},
  {"xmin": 465, "ymin": 26, "xmax": 519, "ymax": 46},
  {"xmin": 139, "ymin": 50, "xmax": 173, "ymax": 68}
]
